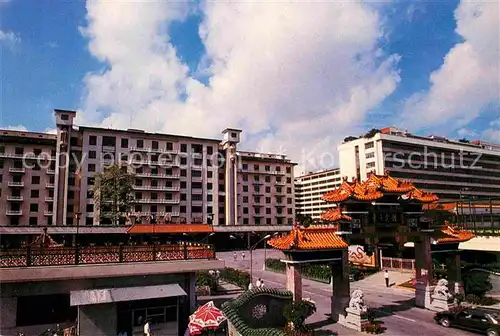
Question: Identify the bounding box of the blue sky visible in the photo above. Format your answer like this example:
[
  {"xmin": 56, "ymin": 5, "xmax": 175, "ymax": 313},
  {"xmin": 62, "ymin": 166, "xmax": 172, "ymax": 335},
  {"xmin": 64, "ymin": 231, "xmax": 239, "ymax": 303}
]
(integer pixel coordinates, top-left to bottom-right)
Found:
[{"xmin": 0, "ymin": 0, "xmax": 498, "ymax": 168}]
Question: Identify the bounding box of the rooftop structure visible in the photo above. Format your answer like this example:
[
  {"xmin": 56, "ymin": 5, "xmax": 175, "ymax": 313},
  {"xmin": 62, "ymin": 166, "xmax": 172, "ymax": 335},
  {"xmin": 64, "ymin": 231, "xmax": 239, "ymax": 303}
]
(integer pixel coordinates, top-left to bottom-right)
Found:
[{"xmin": 339, "ymin": 127, "xmax": 500, "ymax": 201}]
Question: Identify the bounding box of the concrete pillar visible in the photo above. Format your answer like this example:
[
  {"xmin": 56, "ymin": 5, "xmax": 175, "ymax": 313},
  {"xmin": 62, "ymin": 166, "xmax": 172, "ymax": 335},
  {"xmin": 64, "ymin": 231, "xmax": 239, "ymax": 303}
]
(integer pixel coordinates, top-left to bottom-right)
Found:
[
  {"xmin": 286, "ymin": 264, "xmax": 302, "ymax": 302},
  {"xmin": 0, "ymin": 296, "xmax": 17, "ymax": 330},
  {"xmin": 446, "ymin": 253, "xmax": 463, "ymax": 294},
  {"xmin": 415, "ymin": 236, "xmax": 433, "ymax": 308},
  {"xmin": 331, "ymin": 250, "xmax": 350, "ymax": 322}
]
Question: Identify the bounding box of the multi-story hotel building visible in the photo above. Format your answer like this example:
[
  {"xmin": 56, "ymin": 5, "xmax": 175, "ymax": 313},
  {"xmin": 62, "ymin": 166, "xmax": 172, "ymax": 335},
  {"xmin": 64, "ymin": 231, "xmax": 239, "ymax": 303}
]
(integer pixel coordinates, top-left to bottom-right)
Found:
[
  {"xmin": 339, "ymin": 127, "xmax": 500, "ymax": 201},
  {"xmin": 0, "ymin": 109, "xmax": 295, "ymax": 231},
  {"xmin": 294, "ymin": 168, "xmax": 342, "ymax": 220}
]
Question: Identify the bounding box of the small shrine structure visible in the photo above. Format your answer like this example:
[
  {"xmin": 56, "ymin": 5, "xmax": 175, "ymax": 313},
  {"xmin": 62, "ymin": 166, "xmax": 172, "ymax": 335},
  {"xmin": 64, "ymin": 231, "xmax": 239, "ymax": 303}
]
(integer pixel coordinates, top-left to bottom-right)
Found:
[
  {"xmin": 318, "ymin": 170, "xmax": 474, "ymax": 311},
  {"xmin": 267, "ymin": 224, "xmax": 351, "ymax": 321}
]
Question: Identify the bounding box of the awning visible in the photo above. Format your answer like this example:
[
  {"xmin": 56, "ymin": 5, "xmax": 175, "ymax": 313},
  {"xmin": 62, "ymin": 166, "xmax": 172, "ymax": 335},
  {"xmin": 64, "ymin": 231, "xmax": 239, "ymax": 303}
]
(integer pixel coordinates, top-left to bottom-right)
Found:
[
  {"xmin": 459, "ymin": 237, "xmax": 500, "ymax": 253},
  {"xmin": 70, "ymin": 284, "xmax": 187, "ymax": 306},
  {"xmin": 127, "ymin": 224, "xmax": 214, "ymax": 234}
]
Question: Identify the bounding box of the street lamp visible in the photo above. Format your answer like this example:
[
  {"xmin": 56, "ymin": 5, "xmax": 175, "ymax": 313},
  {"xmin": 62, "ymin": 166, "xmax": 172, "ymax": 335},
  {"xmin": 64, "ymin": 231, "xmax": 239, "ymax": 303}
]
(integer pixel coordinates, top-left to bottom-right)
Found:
[
  {"xmin": 250, "ymin": 234, "xmax": 271, "ymax": 285},
  {"xmin": 459, "ymin": 188, "xmax": 470, "ymax": 227},
  {"xmin": 197, "ymin": 232, "xmax": 215, "ymax": 244},
  {"xmin": 263, "ymin": 232, "xmax": 279, "ymax": 270}
]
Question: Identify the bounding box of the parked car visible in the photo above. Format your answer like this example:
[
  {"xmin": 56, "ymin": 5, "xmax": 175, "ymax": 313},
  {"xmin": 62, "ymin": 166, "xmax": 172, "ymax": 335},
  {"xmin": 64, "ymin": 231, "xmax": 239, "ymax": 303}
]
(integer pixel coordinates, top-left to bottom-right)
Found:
[{"xmin": 435, "ymin": 307, "xmax": 500, "ymax": 336}]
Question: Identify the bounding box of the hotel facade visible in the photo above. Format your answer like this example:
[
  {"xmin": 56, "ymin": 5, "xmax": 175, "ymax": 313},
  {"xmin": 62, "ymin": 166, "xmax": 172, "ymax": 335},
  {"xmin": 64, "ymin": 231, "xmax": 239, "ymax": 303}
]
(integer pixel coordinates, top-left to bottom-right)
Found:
[
  {"xmin": 338, "ymin": 127, "xmax": 500, "ymax": 202},
  {"xmin": 294, "ymin": 168, "xmax": 342, "ymax": 220},
  {"xmin": 0, "ymin": 109, "xmax": 295, "ymax": 234}
]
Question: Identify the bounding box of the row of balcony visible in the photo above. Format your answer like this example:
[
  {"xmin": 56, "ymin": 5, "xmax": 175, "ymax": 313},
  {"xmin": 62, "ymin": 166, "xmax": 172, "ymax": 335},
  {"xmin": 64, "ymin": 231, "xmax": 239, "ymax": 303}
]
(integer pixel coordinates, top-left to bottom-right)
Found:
[
  {"xmin": 134, "ymin": 199, "xmax": 180, "ymax": 204},
  {"xmin": 237, "ymin": 168, "xmax": 286, "ymax": 175},
  {"xmin": 129, "ymin": 212, "xmax": 181, "ymax": 217},
  {"xmin": 132, "ymin": 185, "xmax": 180, "ymax": 191},
  {"xmin": 6, "ymin": 196, "xmax": 54, "ymax": 202},
  {"xmin": 250, "ymin": 181, "xmax": 287, "ymax": 186},
  {"xmin": 6, "ymin": 182, "xmax": 55, "ymax": 188},
  {"xmin": 129, "ymin": 146, "xmax": 180, "ymax": 154},
  {"xmin": 0, "ymin": 153, "xmax": 56, "ymax": 160},
  {"xmin": 6, "ymin": 209, "xmax": 55, "ymax": 216},
  {"xmin": 134, "ymin": 173, "xmax": 180, "ymax": 179}
]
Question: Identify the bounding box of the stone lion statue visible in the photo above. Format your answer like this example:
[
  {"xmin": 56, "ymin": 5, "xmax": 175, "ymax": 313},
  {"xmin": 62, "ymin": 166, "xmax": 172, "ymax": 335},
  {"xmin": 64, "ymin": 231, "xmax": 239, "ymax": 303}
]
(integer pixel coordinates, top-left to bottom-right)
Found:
[
  {"xmin": 433, "ymin": 279, "xmax": 453, "ymax": 300},
  {"xmin": 349, "ymin": 290, "xmax": 368, "ymax": 312}
]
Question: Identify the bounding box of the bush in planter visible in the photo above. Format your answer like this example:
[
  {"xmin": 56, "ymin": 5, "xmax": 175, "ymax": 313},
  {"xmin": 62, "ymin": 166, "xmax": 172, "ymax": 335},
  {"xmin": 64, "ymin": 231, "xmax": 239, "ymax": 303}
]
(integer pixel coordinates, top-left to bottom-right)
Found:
[
  {"xmin": 463, "ymin": 271, "xmax": 493, "ymax": 297},
  {"xmin": 196, "ymin": 271, "xmax": 218, "ymax": 292},
  {"xmin": 364, "ymin": 322, "xmax": 386, "ymax": 334},
  {"xmin": 219, "ymin": 267, "xmax": 250, "ymax": 289},
  {"xmin": 283, "ymin": 300, "xmax": 317, "ymax": 332}
]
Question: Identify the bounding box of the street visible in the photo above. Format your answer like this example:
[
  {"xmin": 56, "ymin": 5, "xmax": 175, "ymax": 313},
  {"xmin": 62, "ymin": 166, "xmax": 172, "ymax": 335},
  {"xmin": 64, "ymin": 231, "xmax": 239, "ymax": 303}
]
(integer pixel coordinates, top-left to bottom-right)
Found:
[{"xmin": 218, "ymin": 249, "xmax": 475, "ymax": 336}]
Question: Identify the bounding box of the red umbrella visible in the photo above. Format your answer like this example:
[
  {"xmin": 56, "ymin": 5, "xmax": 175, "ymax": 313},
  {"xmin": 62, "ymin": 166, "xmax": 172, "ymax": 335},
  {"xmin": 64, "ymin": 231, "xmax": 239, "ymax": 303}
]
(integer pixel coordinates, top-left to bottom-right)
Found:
[{"xmin": 188, "ymin": 301, "xmax": 226, "ymax": 335}]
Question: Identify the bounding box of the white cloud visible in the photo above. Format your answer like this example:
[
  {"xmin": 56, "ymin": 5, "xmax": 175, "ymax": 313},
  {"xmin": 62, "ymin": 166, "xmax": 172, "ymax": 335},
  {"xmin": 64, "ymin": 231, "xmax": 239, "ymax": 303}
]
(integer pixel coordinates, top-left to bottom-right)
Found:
[
  {"xmin": 79, "ymin": 0, "xmax": 400, "ymax": 172},
  {"xmin": 401, "ymin": 0, "xmax": 499, "ymax": 131},
  {"xmin": 482, "ymin": 119, "xmax": 500, "ymax": 142},
  {"xmin": 44, "ymin": 128, "xmax": 57, "ymax": 135},
  {"xmin": 4, "ymin": 125, "xmax": 28, "ymax": 131},
  {"xmin": 0, "ymin": 29, "xmax": 20, "ymax": 44}
]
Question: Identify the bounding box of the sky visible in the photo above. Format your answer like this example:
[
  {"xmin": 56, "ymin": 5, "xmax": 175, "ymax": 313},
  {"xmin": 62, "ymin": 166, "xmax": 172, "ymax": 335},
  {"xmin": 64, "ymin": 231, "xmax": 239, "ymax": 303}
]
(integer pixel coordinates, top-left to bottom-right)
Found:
[{"xmin": 0, "ymin": 0, "xmax": 499, "ymax": 173}]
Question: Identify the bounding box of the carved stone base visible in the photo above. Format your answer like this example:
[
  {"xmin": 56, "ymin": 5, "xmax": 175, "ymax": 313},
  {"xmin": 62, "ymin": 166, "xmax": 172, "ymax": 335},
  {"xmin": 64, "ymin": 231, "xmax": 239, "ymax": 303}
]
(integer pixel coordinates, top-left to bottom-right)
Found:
[
  {"xmin": 415, "ymin": 283, "xmax": 433, "ymax": 309},
  {"xmin": 427, "ymin": 296, "xmax": 455, "ymax": 312},
  {"xmin": 338, "ymin": 307, "xmax": 370, "ymax": 332}
]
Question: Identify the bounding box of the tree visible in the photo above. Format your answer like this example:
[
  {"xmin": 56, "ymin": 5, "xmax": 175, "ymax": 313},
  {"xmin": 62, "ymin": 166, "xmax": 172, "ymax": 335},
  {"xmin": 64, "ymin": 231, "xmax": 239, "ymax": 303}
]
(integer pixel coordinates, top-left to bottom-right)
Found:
[
  {"xmin": 458, "ymin": 138, "xmax": 470, "ymax": 143},
  {"xmin": 343, "ymin": 136, "xmax": 358, "ymax": 143},
  {"xmin": 296, "ymin": 214, "xmax": 315, "ymax": 228},
  {"xmin": 93, "ymin": 164, "xmax": 135, "ymax": 225},
  {"xmin": 363, "ymin": 128, "xmax": 380, "ymax": 138}
]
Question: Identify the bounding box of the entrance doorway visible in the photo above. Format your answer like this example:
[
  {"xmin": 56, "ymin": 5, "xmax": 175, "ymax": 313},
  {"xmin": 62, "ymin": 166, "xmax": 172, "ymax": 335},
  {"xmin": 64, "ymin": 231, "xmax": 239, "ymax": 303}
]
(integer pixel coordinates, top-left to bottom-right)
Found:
[{"xmin": 117, "ymin": 297, "xmax": 179, "ymax": 335}]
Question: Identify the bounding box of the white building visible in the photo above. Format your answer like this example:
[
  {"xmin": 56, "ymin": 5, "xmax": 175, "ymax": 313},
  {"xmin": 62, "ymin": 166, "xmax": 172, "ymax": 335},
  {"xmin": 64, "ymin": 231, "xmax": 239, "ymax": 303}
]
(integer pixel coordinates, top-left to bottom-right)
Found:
[
  {"xmin": 338, "ymin": 127, "xmax": 500, "ymax": 201},
  {"xmin": 294, "ymin": 168, "xmax": 342, "ymax": 220}
]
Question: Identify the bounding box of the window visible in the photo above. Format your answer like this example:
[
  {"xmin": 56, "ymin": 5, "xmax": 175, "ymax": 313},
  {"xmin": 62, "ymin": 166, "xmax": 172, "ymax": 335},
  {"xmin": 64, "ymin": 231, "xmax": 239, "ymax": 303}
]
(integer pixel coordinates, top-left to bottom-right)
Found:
[
  {"xmin": 87, "ymin": 177, "xmax": 94, "ymax": 185},
  {"xmin": 151, "ymin": 180, "xmax": 158, "ymax": 187},
  {"xmin": 30, "ymin": 204, "xmax": 38, "ymax": 212},
  {"xmin": 207, "ymin": 146, "xmax": 213, "ymax": 155},
  {"xmin": 286, "ymin": 177, "xmax": 291, "ymax": 183},
  {"xmin": 243, "ymin": 218, "xmax": 249, "ymax": 225},
  {"xmin": 207, "ymin": 195, "xmax": 212, "ymax": 201},
  {"xmin": 180, "ymin": 206, "xmax": 186, "ymax": 213},
  {"xmin": 61, "ymin": 114, "xmax": 69, "ymax": 120},
  {"xmin": 265, "ymin": 176, "xmax": 270, "ymax": 183},
  {"xmin": 181, "ymin": 181, "xmax": 187, "ymax": 188},
  {"xmin": 15, "ymin": 147, "xmax": 24, "ymax": 155},
  {"xmin": 243, "ymin": 174, "xmax": 248, "ymax": 182},
  {"xmin": 135, "ymin": 179, "xmax": 143, "ymax": 186},
  {"xmin": 366, "ymin": 152, "xmax": 375, "ymax": 159},
  {"xmin": 29, "ymin": 217, "xmax": 38, "ymax": 226},
  {"xmin": 287, "ymin": 197, "xmax": 292, "ymax": 204},
  {"xmin": 286, "ymin": 166, "xmax": 291, "ymax": 174},
  {"xmin": 266, "ymin": 208, "xmax": 271, "ymax": 214},
  {"xmin": 288, "ymin": 208, "xmax": 293, "ymax": 215},
  {"xmin": 366, "ymin": 162, "xmax": 376, "ymax": 168},
  {"xmin": 265, "ymin": 165, "xmax": 270, "ymax": 171},
  {"xmin": 88, "ymin": 164, "xmax": 96, "ymax": 172},
  {"xmin": 89, "ymin": 151, "xmax": 96, "ymax": 159},
  {"xmin": 68, "ymin": 191, "xmax": 74, "ymax": 199},
  {"xmin": 243, "ymin": 207, "xmax": 248, "ymax": 214},
  {"xmin": 365, "ymin": 141, "xmax": 374, "ymax": 149},
  {"xmin": 86, "ymin": 204, "xmax": 94, "ymax": 212},
  {"xmin": 89, "ymin": 136, "xmax": 97, "ymax": 146},
  {"xmin": 254, "ymin": 175, "xmax": 259, "ymax": 181},
  {"xmin": 231, "ymin": 132, "xmax": 237, "ymax": 138},
  {"xmin": 192, "ymin": 170, "xmax": 202, "ymax": 177},
  {"xmin": 180, "ymin": 157, "xmax": 187, "ymax": 165},
  {"xmin": 243, "ymin": 185, "xmax": 248, "ymax": 192},
  {"xmin": 136, "ymin": 139, "xmax": 144, "ymax": 148},
  {"xmin": 243, "ymin": 196, "xmax": 248, "ymax": 203},
  {"xmin": 181, "ymin": 169, "xmax": 187, "ymax": 177},
  {"xmin": 266, "ymin": 197, "xmax": 271, "ymax": 203},
  {"xmin": 167, "ymin": 142, "xmax": 173, "ymax": 150},
  {"xmin": 121, "ymin": 138, "xmax": 128, "ymax": 148},
  {"xmin": 265, "ymin": 186, "xmax": 271, "ymax": 193},
  {"xmin": 152, "ymin": 141, "xmax": 159, "ymax": 149},
  {"xmin": 242, "ymin": 163, "xmax": 248, "ymax": 170},
  {"xmin": 180, "ymin": 144, "xmax": 187, "ymax": 152},
  {"xmin": 192, "ymin": 182, "xmax": 203, "ymax": 189},
  {"xmin": 181, "ymin": 194, "xmax": 187, "ymax": 201},
  {"xmin": 86, "ymin": 217, "xmax": 93, "ymax": 225},
  {"xmin": 67, "ymin": 204, "xmax": 73, "ymax": 212},
  {"xmin": 151, "ymin": 193, "xmax": 158, "ymax": 200},
  {"xmin": 31, "ymin": 176, "xmax": 40, "ymax": 184},
  {"xmin": 192, "ymin": 206, "xmax": 202, "ymax": 213},
  {"xmin": 254, "ymin": 164, "xmax": 259, "ymax": 171},
  {"xmin": 266, "ymin": 218, "xmax": 272, "ymax": 225},
  {"xmin": 254, "ymin": 186, "xmax": 260, "ymax": 193},
  {"xmin": 287, "ymin": 187, "xmax": 292, "ymax": 193},
  {"xmin": 207, "ymin": 183, "xmax": 213, "ymax": 190},
  {"xmin": 31, "ymin": 190, "xmax": 39, "ymax": 198},
  {"xmin": 207, "ymin": 171, "xmax": 213, "ymax": 178}
]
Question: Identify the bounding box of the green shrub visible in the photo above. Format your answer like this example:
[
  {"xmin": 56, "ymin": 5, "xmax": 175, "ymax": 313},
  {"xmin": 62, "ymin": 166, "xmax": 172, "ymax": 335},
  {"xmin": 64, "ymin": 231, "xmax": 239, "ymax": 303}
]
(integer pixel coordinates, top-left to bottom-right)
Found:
[
  {"xmin": 196, "ymin": 271, "xmax": 218, "ymax": 292},
  {"xmin": 364, "ymin": 322, "xmax": 386, "ymax": 334},
  {"xmin": 463, "ymin": 271, "xmax": 493, "ymax": 297},
  {"xmin": 219, "ymin": 267, "xmax": 250, "ymax": 289},
  {"xmin": 283, "ymin": 300, "xmax": 317, "ymax": 332}
]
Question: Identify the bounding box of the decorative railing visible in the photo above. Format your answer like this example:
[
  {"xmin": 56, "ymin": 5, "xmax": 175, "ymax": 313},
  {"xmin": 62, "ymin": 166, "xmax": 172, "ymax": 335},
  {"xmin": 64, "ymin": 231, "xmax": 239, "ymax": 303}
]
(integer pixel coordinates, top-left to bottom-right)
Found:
[
  {"xmin": 0, "ymin": 243, "xmax": 215, "ymax": 268},
  {"xmin": 381, "ymin": 257, "xmax": 415, "ymax": 272}
]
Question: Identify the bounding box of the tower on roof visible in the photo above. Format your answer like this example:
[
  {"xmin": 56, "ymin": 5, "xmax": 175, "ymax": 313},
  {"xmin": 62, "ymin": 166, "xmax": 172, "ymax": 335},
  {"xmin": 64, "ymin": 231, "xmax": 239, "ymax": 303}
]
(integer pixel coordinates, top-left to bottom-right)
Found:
[
  {"xmin": 54, "ymin": 109, "xmax": 76, "ymax": 127},
  {"xmin": 221, "ymin": 128, "xmax": 241, "ymax": 145}
]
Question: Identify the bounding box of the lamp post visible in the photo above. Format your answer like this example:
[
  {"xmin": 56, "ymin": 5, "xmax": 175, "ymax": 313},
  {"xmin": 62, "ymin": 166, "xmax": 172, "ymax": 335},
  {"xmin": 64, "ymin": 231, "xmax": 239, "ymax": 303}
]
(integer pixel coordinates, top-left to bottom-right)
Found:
[
  {"xmin": 263, "ymin": 232, "xmax": 279, "ymax": 270},
  {"xmin": 196, "ymin": 232, "xmax": 215, "ymax": 244},
  {"xmin": 459, "ymin": 187, "xmax": 470, "ymax": 227},
  {"xmin": 250, "ymin": 234, "xmax": 270, "ymax": 285}
]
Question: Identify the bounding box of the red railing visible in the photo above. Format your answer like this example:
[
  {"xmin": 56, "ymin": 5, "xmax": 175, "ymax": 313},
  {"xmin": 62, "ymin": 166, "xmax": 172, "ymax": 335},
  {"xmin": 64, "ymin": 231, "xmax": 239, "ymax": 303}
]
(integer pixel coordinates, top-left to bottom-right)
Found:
[
  {"xmin": 381, "ymin": 257, "xmax": 415, "ymax": 272},
  {"xmin": 0, "ymin": 243, "xmax": 215, "ymax": 268}
]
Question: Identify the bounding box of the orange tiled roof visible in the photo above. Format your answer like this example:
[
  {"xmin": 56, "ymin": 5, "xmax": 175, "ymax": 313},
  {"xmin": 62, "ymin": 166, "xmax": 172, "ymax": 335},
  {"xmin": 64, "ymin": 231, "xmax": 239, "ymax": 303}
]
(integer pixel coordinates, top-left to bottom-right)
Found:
[
  {"xmin": 321, "ymin": 170, "xmax": 439, "ymax": 204},
  {"xmin": 267, "ymin": 225, "xmax": 348, "ymax": 250},
  {"xmin": 436, "ymin": 224, "xmax": 475, "ymax": 243},
  {"xmin": 127, "ymin": 224, "xmax": 214, "ymax": 234},
  {"xmin": 320, "ymin": 208, "xmax": 352, "ymax": 222}
]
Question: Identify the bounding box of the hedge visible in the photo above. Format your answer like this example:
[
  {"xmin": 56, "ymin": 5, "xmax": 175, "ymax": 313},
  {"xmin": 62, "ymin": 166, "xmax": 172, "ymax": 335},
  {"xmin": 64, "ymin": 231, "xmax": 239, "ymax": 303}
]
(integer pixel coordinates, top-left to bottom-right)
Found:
[
  {"xmin": 219, "ymin": 267, "xmax": 251, "ymax": 289},
  {"xmin": 265, "ymin": 258, "xmax": 378, "ymax": 283}
]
